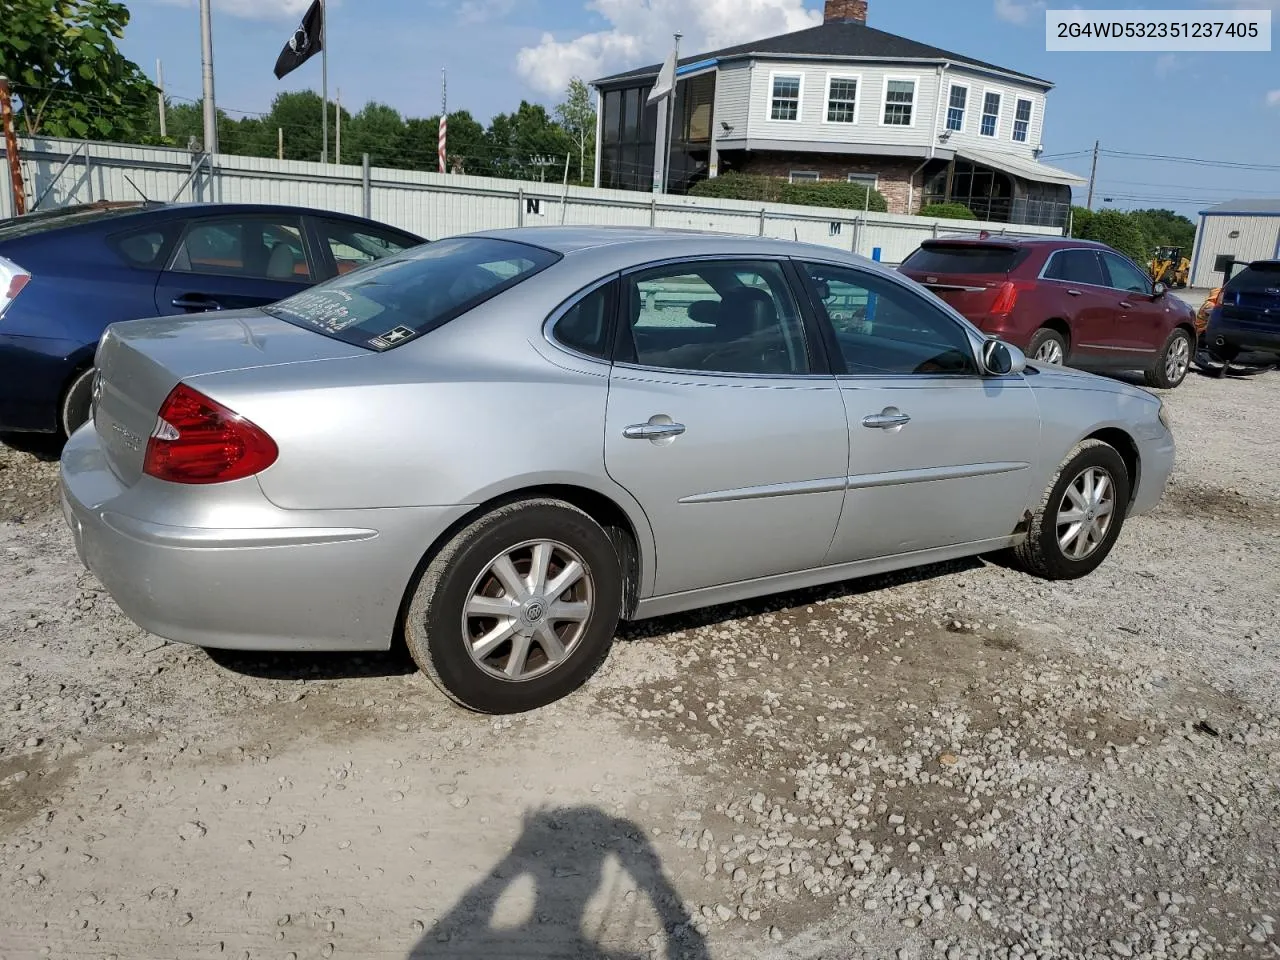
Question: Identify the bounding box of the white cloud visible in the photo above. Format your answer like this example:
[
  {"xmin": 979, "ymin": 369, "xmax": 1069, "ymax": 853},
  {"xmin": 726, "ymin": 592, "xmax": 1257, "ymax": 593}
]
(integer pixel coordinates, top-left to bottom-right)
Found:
[
  {"xmin": 1267, "ymin": 89, "xmax": 1280, "ymax": 107},
  {"xmin": 156, "ymin": 0, "xmax": 321, "ymax": 21},
  {"xmin": 993, "ymin": 0, "xmax": 1046, "ymax": 25},
  {"xmin": 515, "ymin": 0, "xmax": 821, "ymax": 96}
]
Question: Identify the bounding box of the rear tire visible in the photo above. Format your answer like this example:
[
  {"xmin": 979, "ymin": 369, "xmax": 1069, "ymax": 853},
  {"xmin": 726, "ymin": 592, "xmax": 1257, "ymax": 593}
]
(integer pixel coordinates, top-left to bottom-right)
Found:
[
  {"xmin": 1144, "ymin": 328, "xmax": 1192, "ymax": 389},
  {"xmin": 1011, "ymin": 440, "xmax": 1131, "ymax": 581},
  {"xmin": 59, "ymin": 367, "xmax": 95, "ymax": 439},
  {"xmin": 1028, "ymin": 328, "xmax": 1067, "ymax": 365},
  {"xmin": 403, "ymin": 498, "xmax": 623, "ymax": 714}
]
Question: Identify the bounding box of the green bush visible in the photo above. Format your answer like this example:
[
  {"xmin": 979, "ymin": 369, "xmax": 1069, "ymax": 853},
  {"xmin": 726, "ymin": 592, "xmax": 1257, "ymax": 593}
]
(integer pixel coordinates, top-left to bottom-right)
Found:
[
  {"xmin": 1077, "ymin": 209, "xmax": 1149, "ymax": 263},
  {"xmin": 918, "ymin": 202, "xmax": 976, "ymax": 220},
  {"xmin": 688, "ymin": 172, "xmax": 888, "ymax": 212}
]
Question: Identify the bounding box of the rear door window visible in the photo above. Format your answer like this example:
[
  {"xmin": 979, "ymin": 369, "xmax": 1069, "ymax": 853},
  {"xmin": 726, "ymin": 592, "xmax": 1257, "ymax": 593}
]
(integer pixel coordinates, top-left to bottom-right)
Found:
[
  {"xmin": 107, "ymin": 223, "xmax": 181, "ymax": 270},
  {"xmin": 263, "ymin": 236, "xmax": 560, "ymax": 350},
  {"xmin": 168, "ymin": 217, "xmax": 314, "ymax": 282},
  {"xmin": 901, "ymin": 243, "xmax": 1030, "ymax": 274},
  {"xmin": 1044, "ymin": 249, "xmax": 1106, "ymax": 287}
]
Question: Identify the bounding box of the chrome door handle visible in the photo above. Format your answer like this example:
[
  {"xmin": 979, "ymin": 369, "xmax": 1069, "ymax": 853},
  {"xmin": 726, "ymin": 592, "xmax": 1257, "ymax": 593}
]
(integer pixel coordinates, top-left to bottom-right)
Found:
[
  {"xmin": 1119, "ymin": 301, "xmax": 1133, "ymax": 309},
  {"xmin": 172, "ymin": 296, "xmax": 223, "ymax": 311},
  {"xmin": 862, "ymin": 412, "xmax": 911, "ymax": 429},
  {"xmin": 624, "ymin": 421, "xmax": 686, "ymax": 440},
  {"xmin": 1066, "ymin": 289, "xmax": 1083, "ymax": 296}
]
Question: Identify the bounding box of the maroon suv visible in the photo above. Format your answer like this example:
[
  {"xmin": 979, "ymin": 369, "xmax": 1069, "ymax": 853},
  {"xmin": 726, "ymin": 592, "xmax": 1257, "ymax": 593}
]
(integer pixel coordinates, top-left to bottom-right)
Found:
[{"xmin": 898, "ymin": 237, "xmax": 1199, "ymax": 388}]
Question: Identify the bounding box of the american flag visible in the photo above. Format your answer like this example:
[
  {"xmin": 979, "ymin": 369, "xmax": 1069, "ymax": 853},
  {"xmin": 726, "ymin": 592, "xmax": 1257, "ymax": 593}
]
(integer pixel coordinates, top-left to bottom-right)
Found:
[{"xmin": 438, "ymin": 114, "xmax": 447, "ymax": 174}]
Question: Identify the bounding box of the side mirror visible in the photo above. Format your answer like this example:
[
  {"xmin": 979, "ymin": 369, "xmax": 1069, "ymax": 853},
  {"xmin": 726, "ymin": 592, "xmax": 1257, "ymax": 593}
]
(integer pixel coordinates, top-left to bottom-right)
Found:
[
  {"xmin": 1153, "ymin": 281, "xmax": 1168, "ymax": 298},
  {"xmin": 982, "ymin": 338, "xmax": 1025, "ymax": 376}
]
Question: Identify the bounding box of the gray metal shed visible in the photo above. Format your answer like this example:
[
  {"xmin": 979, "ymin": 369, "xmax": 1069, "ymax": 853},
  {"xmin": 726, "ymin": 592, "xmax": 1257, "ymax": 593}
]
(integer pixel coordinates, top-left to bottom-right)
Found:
[{"xmin": 1189, "ymin": 198, "xmax": 1280, "ymax": 288}]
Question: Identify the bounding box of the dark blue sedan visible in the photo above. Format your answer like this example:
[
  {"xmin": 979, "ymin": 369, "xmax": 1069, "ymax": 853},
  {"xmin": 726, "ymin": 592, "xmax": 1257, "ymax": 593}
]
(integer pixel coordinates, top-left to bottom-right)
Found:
[{"xmin": 0, "ymin": 201, "xmax": 424, "ymax": 437}]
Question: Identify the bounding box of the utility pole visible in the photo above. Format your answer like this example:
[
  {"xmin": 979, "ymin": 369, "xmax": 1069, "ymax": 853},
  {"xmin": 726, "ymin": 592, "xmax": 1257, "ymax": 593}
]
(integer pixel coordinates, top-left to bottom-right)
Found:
[
  {"xmin": 198, "ymin": 0, "xmax": 217, "ymax": 154},
  {"xmin": 320, "ymin": 0, "xmax": 328, "ymax": 162},
  {"xmin": 277, "ymin": 126, "xmax": 283, "ymax": 160},
  {"xmin": 1085, "ymin": 139, "xmax": 1099, "ymax": 210},
  {"xmin": 0, "ymin": 76, "xmax": 26, "ymax": 216},
  {"xmin": 156, "ymin": 59, "xmax": 167, "ymax": 139}
]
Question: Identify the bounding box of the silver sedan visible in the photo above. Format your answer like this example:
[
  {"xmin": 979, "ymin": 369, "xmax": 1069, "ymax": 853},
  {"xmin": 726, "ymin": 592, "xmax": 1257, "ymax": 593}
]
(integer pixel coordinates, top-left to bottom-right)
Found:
[{"xmin": 60, "ymin": 227, "xmax": 1175, "ymax": 713}]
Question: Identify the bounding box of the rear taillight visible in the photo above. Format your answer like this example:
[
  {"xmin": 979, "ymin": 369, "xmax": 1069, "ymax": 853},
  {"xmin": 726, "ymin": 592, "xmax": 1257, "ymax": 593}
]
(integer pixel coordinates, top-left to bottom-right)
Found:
[
  {"xmin": 989, "ymin": 281, "xmax": 1018, "ymax": 318},
  {"xmin": 143, "ymin": 383, "xmax": 278, "ymax": 484},
  {"xmin": 0, "ymin": 255, "xmax": 31, "ymax": 319}
]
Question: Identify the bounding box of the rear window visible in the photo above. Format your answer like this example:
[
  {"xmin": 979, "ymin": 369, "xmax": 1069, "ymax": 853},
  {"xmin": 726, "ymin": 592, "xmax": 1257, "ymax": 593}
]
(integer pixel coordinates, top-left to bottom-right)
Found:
[
  {"xmin": 1224, "ymin": 261, "xmax": 1280, "ymax": 294},
  {"xmin": 901, "ymin": 243, "xmax": 1030, "ymax": 275},
  {"xmin": 262, "ymin": 236, "xmax": 561, "ymax": 350},
  {"xmin": 0, "ymin": 203, "xmax": 148, "ymax": 242}
]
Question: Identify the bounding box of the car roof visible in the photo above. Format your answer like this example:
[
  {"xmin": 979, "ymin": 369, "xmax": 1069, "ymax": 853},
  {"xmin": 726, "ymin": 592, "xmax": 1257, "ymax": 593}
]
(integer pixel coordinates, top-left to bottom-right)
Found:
[
  {"xmin": 919, "ymin": 235, "xmax": 1109, "ymax": 251},
  {"xmin": 465, "ymin": 224, "xmax": 885, "ymax": 261}
]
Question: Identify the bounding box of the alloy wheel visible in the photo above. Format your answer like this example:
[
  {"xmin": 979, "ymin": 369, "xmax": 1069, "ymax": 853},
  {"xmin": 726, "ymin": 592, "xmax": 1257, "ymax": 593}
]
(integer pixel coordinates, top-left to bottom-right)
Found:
[
  {"xmin": 1056, "ymin": 466, "xmax": 1116, "ymax": 560},
  {"xmin": 1035, "ymin": 339, "xmax": 1064, "ymax": 364},
  {"xmin": 461, "ymin": 539, "xmax": 594, "ymax": 682},
  {"xmin": 1166, "ymin": 335, "xmax": 1191, "ymax": 382}
]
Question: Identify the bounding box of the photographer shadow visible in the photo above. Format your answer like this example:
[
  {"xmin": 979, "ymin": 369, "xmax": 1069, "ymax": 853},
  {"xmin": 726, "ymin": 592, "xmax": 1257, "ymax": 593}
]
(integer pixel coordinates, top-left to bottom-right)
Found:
[{"xmin": 408, "ymin": 806, "xmax": 711, "ymax": 960}]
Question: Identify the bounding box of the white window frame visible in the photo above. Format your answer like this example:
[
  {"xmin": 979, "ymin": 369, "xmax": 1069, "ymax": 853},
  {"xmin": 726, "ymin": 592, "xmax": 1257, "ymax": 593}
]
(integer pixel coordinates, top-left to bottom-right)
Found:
[
  {"xmin": 823, "ymin": 73, "xmax": 861, "ymax": 125},
  {"xmin": 1012, "ymin": 96, "xmax": 1034, "ymax": 143},
  {"xmin": 880, "ymin": 75, "xmax": 918, "ymax": 128},
  {"xmin": 979, "ymin": 89, "xmax": 1002, "ymax": 139},
  {"xmin": 945, "ymin": 82, "xmax": 969, "ymax": 134},
  {"xmin": 789, "ymin": 170, "xmax": 820, "ymax": 183},
  {"xmin": 768, "ymin": 70, "xmax": 804, "ymax": 123}
]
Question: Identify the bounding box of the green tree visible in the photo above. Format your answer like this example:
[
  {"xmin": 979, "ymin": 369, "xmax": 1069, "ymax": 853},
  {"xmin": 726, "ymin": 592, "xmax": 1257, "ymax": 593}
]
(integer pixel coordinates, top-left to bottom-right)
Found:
[
  {"xmin": 484, "ymin": 101, "xmax": 573, "ymax": 181},
  {"xmin": 0, "ymin": 0, "xmax": 156, "ymax": 141},
  {"xmin": 918, "ymin": 202, "xmax": 976, "ymax": 220},
  {"xmin": 1078, "ymin": 209, "xmax": 1149, "ymax": 262},
  {"xmin": 263, "ymin": 90, "xmax": 326, "ymax": 161},
  {"xmin": 1069, "ymin": 205, "xmax": 1094, "ymax": 238},
  {"xmin": 344, "ymin": 101, "xmax": 403, "ymax": 166},
  {"xmin": 1128, "ymin": 208, "xmax": 1195, "ymax": 253},
  {"xmin": 555, "ymin": 77, "xmax": 596, "ymax": 183}
]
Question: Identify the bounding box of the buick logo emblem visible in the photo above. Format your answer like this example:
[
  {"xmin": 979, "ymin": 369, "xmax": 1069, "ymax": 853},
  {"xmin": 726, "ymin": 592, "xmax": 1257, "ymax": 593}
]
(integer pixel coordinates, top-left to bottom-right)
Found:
[{"xmin": 524, "ymin": 600, "xmax": 545, "ymax": 622}]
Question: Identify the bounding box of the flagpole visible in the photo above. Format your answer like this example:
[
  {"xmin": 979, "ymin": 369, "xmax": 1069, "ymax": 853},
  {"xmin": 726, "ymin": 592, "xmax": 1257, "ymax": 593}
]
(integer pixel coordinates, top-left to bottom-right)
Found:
[
  {"xmin": 320, "ymin": 0, "xmax": 328, "ymax": 163},
  {"xmin": 662, "ymin": 32, "xmax": 680, "ymax": 194}
]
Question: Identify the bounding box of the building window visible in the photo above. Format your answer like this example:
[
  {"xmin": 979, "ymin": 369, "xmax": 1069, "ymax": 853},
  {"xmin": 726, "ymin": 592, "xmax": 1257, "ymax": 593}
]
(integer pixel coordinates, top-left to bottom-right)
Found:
[
  {"xmin": 946, "ymin": 85, "xmax": 967, "ymax": 132},
  {"xmin": 883, "ymin": 78, "xmax": 915, "ymax": 126},
  {"xmin": 847, "ymin": 173, "xmax": 878, "ymax": 188},
  {"xmin": 789, "ymin": 171, "xmax": 820, "ymax": 183},
  {"xmin": 770, "ymin": 74, "xmax": 802, "ymax": 121},
  {"xmin": 1013, "ymin": 98, "xmax": 1032, "ymax": 143},
  {"xmin": 826, "ymin": 76, "xmax": 859, "ymax": 123},
  {"xmin": 980, "ymin": 91, "xmax": 1001, "ymax": 137}
]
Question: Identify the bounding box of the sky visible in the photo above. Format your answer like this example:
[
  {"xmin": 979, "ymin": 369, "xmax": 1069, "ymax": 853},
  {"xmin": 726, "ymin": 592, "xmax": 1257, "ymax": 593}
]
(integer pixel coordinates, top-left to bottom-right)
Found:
[{"xmin": 120, "ymin": 0, "xmax": 1280, "ymax": 218}]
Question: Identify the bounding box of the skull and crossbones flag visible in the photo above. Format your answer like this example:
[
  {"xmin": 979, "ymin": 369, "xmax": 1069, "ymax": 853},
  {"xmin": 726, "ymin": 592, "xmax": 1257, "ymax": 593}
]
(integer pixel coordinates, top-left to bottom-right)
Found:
[{"xmin": 273, "ymin": 0, "xmax": 324, "ymax": 79}]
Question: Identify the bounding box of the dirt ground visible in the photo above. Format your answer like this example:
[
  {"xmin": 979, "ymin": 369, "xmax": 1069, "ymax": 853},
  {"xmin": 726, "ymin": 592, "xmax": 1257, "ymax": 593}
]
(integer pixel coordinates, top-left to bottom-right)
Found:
[{"xmin": 1, "ymin": 365, "xmax": 1278, "ymax": 960}]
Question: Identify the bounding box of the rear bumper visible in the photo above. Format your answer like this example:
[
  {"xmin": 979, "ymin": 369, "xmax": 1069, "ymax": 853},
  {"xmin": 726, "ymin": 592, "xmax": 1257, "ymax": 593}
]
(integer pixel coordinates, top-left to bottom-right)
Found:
[
  {"xmin": 59, "ymin": 425, "xmax": 473, "ymax": 652},
  {"xmin": 1204, "ymin": 314, "xmax": 1280, "ymax": 359}
]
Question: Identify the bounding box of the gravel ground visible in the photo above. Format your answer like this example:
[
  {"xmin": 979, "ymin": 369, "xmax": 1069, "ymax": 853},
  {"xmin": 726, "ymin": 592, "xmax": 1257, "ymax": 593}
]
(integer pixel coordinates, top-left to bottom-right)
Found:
[{"xmin": 1, "ymin": 367, "xmax": 1278, "ymax": 960}]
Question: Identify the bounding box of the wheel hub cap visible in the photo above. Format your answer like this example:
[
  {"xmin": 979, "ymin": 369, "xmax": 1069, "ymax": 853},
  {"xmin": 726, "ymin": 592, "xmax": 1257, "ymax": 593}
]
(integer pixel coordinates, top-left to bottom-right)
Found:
[
  {"xmin": 461, "ymin": 539, "xmax": 595, "ymax": 682},
  {"xmin": 1056, "ymin": 465, "xmax": 1116, "ymax": 561}
]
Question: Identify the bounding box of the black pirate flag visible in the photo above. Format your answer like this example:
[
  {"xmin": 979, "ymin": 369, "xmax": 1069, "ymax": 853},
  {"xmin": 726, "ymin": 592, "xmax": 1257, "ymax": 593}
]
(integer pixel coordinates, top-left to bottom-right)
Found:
[{"xmin": 273, "ymin": 0, "xmax": 324, "ymax": 79}]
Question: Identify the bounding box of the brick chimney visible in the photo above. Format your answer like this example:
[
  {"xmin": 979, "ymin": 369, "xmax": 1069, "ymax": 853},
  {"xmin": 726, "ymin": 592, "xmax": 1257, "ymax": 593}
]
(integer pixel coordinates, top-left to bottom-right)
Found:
[{"xmin": 824, "ymin": 0, "xmax": 868, "ymax": 23}]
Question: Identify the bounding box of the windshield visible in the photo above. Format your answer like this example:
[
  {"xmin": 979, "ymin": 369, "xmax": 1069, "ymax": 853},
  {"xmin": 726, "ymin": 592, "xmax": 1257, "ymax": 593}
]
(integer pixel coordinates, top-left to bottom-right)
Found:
[
  {"xmin": 902, "ymin": 243, "xmax": 1030, "ymax": 275},
  {"xmin": 262, "ymin": 236, "xmax": 561, "ymax": 350}
]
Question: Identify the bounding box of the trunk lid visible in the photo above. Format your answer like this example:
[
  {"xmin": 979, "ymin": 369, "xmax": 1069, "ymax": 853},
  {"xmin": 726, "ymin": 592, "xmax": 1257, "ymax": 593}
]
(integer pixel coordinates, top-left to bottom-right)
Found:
[
  {"xmin": 898, "ymin": 240, "xmax": 1031, "ymax": 323},
  {"xmin": 92, "ymin": 309, "xmax": 368, "ymax": 485}
]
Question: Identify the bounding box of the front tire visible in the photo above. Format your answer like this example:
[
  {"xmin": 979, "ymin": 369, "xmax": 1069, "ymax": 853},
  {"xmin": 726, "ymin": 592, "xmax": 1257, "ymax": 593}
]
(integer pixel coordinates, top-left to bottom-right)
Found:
[
  {"xmin": 403, "ymin": 498, "xmax": 623, "ymax": 713},
  {"xmin": 1028, "ymin": 328, "xmax": 1067, "ymax": 365},
  {"xmin": 1012, "ymin": 440, "xmax": 1131, "ymax": 580},
  {"xmin": 1144, "ymin": 328, "xmax": 1192, "ymax": 389}
]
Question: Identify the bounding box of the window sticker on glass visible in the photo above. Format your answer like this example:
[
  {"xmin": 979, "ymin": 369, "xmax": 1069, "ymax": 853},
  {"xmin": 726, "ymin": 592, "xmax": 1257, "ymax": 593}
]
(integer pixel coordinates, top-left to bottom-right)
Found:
[
  {"xmin": 269, "ymin": 287, "xmax": 385, "ymax": 333},
  {"xmin": 369, "ymin": 325, "xmax": 416, "ymax": 349}
]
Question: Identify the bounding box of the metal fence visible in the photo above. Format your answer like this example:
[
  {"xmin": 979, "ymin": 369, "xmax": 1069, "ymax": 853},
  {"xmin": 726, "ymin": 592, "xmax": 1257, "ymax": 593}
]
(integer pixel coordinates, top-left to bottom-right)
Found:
[{"xmin": 1, "ymin": 136, "xmax": 1064, "ymax": 264}]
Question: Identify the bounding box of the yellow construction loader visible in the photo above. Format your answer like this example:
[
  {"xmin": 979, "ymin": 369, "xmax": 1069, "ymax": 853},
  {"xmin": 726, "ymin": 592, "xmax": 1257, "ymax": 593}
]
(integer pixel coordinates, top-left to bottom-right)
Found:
[{"xmin": 1149, "ymin": 246, "xmax": 1190, "ymax": 288}]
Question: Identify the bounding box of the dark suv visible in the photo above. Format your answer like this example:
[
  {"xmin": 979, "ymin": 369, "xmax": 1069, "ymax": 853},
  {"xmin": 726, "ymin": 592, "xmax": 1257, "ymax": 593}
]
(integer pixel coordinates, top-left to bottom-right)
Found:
[
  {"xmin": 1200, "ymin": 260, "xmax": 1280, "ymax": 376},
  {"xmin": 898, "ymin": 237, "xmax": 1200, "ymax": 389}
]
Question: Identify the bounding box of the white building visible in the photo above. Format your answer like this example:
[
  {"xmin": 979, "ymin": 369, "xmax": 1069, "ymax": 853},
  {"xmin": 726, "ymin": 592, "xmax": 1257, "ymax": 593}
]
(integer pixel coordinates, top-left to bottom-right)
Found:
[
  {"xmin": 591, "ymin": 0, "xmax": 1085, "ymax": 227},
  {"xmin": 1189, "ymin": 198, "xmax": 1280, "ymax": 289}
]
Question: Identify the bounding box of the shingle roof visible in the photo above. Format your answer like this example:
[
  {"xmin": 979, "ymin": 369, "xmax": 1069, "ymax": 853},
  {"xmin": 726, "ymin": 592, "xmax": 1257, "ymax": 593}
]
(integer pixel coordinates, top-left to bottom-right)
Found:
[
  {"xmin": 1200, "ymin": 198, "xmax": 1280, "ymax": 215},
  {"xmin": 592, "ymin": 20, "xmax": 1051, "ymax": 88}
]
